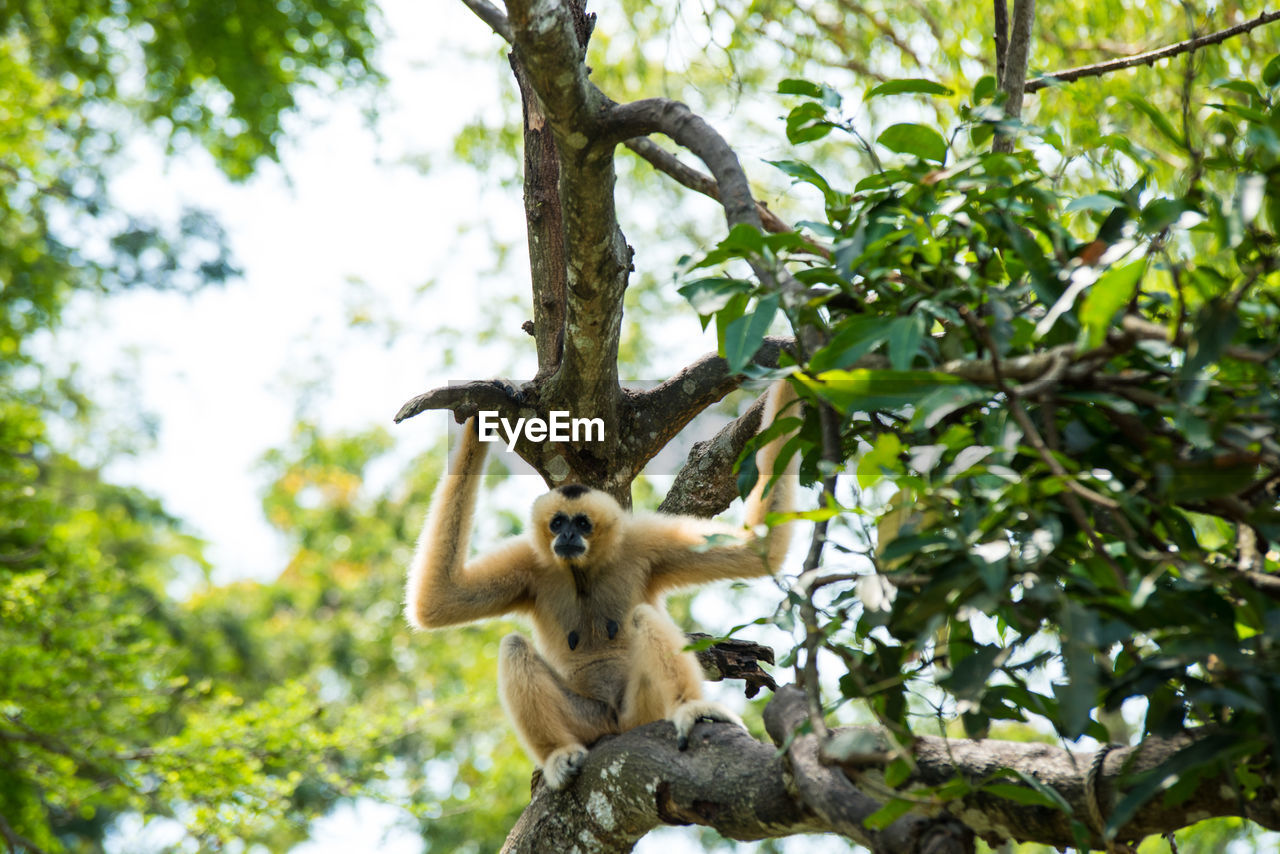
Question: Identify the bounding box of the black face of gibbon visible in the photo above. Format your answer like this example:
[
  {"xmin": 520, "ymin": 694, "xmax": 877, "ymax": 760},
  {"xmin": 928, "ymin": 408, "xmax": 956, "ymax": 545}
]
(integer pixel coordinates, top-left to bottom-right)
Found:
[{"xmin": 549, "ymin": 511, "xmax": 593, "ymax": 560}]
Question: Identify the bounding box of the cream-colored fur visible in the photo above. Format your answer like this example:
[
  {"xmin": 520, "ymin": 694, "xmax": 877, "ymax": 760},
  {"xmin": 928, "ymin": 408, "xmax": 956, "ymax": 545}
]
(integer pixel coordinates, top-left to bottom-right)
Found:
[{"xmin": 405, "ymin": 381, "xmax": 798, "ymax": 790}]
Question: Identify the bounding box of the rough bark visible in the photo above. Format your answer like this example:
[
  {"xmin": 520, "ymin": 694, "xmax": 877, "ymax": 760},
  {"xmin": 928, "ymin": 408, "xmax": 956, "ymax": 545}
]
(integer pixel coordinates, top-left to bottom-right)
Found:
[
  {"xmin": 511, "ymin": 54, "xmax": 568, "ymax": 382},
  {"xmin": 499, "ymin": 685, "xmax": 1280, "ymax": 853},
  {"xmin": 992, "ymin": 0, "xmax": 1034, "ymax": 153}
]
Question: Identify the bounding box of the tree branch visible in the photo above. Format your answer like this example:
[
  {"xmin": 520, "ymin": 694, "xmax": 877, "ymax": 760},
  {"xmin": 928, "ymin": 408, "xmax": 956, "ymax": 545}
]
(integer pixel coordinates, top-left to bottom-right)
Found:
[
  {"xmin": 505, "ymin": 0, "xmax": 628, "ymax": 433},
  {"xmin": 500, "ymin": 685, "xmax": 1278, "ymax": 852},
  {"xmin": 992, "ymin": 0, "xmax": 1008, "ymax": 87},
  {"xmin": 605, "ymin": 98, "xmax": 762, "ymax": 233},
  {"xmin": 625, "ymin": 338, "xmax": 790, "ymax": 474},
  {"xmin": 393, "ymin": 380, "xmax": 524, "ymax": 424},
  {"xmin": 658, "ymin": 393, "xmax": 768, "ymax": 518},
  {"xmin": 689, "ymin": 633, "xmax": 777, "ymax": 698},
  {"xmin": 500, "ymin": 721, "xmax": 824, "ymax": 853},
  {"xmin": 460, "ymin": 0, "xmax": 512, "ymax": 42},
  {"xmin": 1026, "ymin": 11, "xmax": 1280, "ymax": 93},
  {"xmin": 993, "ymin": 0, "xmax": 1035, "ymax": 153},
  {"xmin": 622, "ymin": 138, "xmax": 793, "ymax": 234}
]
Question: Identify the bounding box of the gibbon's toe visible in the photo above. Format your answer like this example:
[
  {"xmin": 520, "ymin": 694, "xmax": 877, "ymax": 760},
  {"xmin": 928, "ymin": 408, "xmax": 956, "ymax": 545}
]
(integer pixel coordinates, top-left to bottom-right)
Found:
[
  {"xmin": 671, "ymin": 700, "xmax": 744, "ymax": 750},
  {"xmin": 542, "ymin": 744, "xmax": 589, "ymax": 790}
]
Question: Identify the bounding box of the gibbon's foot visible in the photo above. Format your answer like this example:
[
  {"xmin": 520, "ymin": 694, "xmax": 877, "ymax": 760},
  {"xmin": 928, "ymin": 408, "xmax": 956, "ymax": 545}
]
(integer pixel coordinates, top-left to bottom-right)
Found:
[
  {"xmin": 542, "ymin": 743, "xmax": 590, "ymax": 790},
  {"xmin": 671, "ymin": 700, "xmax": 744, "ymax": 751}
]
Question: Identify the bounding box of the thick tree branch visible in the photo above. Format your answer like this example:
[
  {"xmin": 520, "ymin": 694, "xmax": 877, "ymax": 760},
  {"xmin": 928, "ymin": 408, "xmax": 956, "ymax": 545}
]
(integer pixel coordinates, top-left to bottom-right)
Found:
[
  {"xmin": 622, "ymin": 138, "xmax": 793, "ymax": 234},
  {"xmin": 605, "ymin": 98, "xmax": 762, "ymax": 235},
  {"xmin": 1026, "ymin": 11, "xmax": 1280, "ymax": 93},
  {"xmin": 393, "ymin": 380, "xmax": 523, "ymax": 424},
  {"xmin": 501, "ymin": 685, "xmax": 1278, "ymax": 852},
  {"xmin": 765, "ymin": 687, "xmax": 972, "ymax": 854},
  {"xmin": 506, "ymin": 0, "xmax": 628, "ymax": 434},
  {"xmin": 659, "ymin": 393, "xmax": 768, "ymax": 518},
  {"xmin": 993, "ymin": 0, "xmax": 1035, "ymax": 153},
  {"xmin": 500, "ymin": 721, "xmax": 824, "ymax": 853},
  {"xmin": 624, "ymin": 338, "xmax": 791, "ymax": 476},
  {"xmin": 510, "ymin": 55, "xmax": 569, "ymax": 381}
]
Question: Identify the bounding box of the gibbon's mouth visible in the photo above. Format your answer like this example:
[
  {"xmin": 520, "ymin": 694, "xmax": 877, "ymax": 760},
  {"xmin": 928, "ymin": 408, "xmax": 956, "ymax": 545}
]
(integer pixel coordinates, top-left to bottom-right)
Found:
[{"xmin": 554, "ymin": 544, "xmax": 586, "ymax": 560}]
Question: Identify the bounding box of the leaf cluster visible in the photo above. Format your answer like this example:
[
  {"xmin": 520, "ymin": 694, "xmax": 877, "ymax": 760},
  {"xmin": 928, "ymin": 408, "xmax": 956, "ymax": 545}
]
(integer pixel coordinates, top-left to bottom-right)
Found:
[{"xmin": 687, "ymin": 56, "xmax": 1280, "ymax": 837}]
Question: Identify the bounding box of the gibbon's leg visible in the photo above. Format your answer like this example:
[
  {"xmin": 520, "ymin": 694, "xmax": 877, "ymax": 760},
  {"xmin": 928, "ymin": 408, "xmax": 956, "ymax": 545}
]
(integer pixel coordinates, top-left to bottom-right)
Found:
[
  {"xmin": 620, "ymin": 604, "xmax": 743, "ymax": 750},
  {"xmin": 497, "ymin": 634, "xmax": 616, "ymax": 790}
]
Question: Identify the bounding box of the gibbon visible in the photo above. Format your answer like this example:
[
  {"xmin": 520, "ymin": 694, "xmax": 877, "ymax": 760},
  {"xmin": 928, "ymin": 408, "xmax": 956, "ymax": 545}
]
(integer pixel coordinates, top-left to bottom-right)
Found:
[{"xmin": 404, "ymin": 381, "xmax": 797, "ymax": 790}]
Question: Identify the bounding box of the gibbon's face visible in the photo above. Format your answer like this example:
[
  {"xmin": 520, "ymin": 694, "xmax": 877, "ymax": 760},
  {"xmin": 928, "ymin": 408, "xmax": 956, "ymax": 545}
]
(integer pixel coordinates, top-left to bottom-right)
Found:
[
  {"xmin": 549, "ymin": 509, "xmax": 592, "ymax": 561},
  {"xmin": 531, "ymin": 484, "xmax": 621, "ymax": 569}
]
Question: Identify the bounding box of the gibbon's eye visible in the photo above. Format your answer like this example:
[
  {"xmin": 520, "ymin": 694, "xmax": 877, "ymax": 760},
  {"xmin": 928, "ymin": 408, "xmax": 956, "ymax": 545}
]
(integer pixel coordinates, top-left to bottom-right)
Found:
[
  {"xmin": 550, "ymin": 513, "xmax": 567, "ymax": 533},
  {"xmin": 573, "ymin": 514, "xmax": 592, "ymax": 534}
]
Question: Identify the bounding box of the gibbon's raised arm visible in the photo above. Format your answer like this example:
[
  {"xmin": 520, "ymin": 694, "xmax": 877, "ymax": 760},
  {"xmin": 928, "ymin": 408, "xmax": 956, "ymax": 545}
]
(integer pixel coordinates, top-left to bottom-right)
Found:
[
  {"xmin": 644, "ymin": 380, "xmax": 799, "ymax": 596},
  {"xmin": 405, "ymin": 418, "xmax": 537, "ymax": 629}
]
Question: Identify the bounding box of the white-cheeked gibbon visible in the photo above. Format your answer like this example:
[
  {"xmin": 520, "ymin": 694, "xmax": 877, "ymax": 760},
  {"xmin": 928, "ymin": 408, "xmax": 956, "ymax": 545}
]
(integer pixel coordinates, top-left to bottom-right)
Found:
[{"xmin": 404, "ymin": 381, "xmax": 798, "ymax": 790}]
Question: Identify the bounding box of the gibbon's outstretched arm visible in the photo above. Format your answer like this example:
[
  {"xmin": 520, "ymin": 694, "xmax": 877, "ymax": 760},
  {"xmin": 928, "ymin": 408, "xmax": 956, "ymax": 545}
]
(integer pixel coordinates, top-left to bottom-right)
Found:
[
  {"xmin": 405, "ymin": 417, "xmax": 537, "ymax": 628},
  {"xmin": 644, "ymin": 380, "xmax": 799, "ymax": 595}
]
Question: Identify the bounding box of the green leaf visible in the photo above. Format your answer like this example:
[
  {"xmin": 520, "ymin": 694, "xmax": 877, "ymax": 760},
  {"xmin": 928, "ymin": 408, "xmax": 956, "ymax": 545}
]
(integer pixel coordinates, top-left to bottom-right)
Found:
[
  {"xmin": 677, "ymin": 277, "xmax": 753, "ymax": 316},
  {"xmin": 908, "ymin": 384, "xmax": 991, "ymax": 430},
  {"xmin": 1181, "ymin": 298, "xmax": 1239, "ymax": 381},
  {"xmin": 863, "ymin": 797, "xmax": 914, "ymax": 830},
  {"xmin": 867, "ymin": 78, "xmax": 953, "ymax": 98},
  {"xmin": 722, "ymin": 222, "xmax": 767, "ymax": 255},
  {"xmin": 810, "ymin": 317, "xmax": 893, "ymax": 373},
  {"xmin": 1065, "ymin": 194, "xmax": 1124, "ymax": 214},
  {"xmin": 1139, "ymin": 198, "xmax": 1201, "ymax": 233},
  {"xmin": 940, "ymin": 644, "xmax": 1003, "ymax": 700},
  {"xmin": 1055, "ymin": 602, "xmax": 1100, "ymax": 739},
  {"xmin": 766, "ymin": 159, "xmax": 833, "ymax": 201},
  {"xmin": 778, "ymin": 78, "xmax": 823, "ymax": 98},
  {"xmin": 786, "ymin": 102, "xmax": 837, "ymax": 144},
  {"xmin": 1264, "ymin": 54, "xmax": 1280, "ymax": 88},
  {"xmin": 714, "ymin": 292, "xmax": 750, "ymax": 355},
  {"xmin": 857, "ymin": 432, "xmax": 904, "ymax": 489},
  {"xmin": 877, "ymin": 123, "xmax": 948, "ymax": 163},
  {"xmin": 1214, "ymin": 79, "xmax": 1262, "ymax": 100},
  {"xmin": 1078, "ymin": 260, "xmax": 1144, "ymax": 349},
  {"xmin": 887, "ymin": 314, "xmax": 926, "ymax": 370},
  {"xmin": 884, "ymin": 758, "xmax": 913, "ymax": 788},
  {"xmin": 981, "ymin": 782, "xmax": 1067, "ymax": 809},
  {"xmin": 1127, "ymin": 96, "xmax": 1185, "ymax": 149},
  {"xmin": 722, "ymin": 293, "xmax": 780, "ymax": 374},
  {"xmin": 973, "ymin": 75, "xmax": 996, "ymax": 102},
  {"xmin": 803, "ymin": 369, "xmax": 967, "ymax": 414}
]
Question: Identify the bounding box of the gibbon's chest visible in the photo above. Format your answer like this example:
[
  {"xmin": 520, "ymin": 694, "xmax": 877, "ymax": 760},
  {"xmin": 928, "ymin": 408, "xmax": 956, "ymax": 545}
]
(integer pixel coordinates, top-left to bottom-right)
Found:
[{"xmin": 530, "ymin": 564, "xmax": 646, "ymax": 658}]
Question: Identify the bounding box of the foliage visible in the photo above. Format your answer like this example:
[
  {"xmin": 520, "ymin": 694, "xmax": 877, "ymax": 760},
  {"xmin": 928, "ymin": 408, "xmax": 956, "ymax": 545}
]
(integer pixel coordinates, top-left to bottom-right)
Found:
[
  {"xmin": 1, "ymin": 406, "xmax": 530, "ymax": 850},
  {"xmin": 687, "ymin": 49, "xmax": 1280, "ymax": 845}
]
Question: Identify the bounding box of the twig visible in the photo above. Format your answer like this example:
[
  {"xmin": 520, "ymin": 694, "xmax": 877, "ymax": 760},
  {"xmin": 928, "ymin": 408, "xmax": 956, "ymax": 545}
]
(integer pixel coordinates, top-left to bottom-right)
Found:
[
  {"xmin": 1025, "ymin": 11, "xmax": 1280, "ymax": 93},
  {"xmin": 394, "ymin": 379, "xmax": 523, "ymax": 424},
  {"xmin": 993, "ymin": 0, "xmax": 1009, "ymax": 86}
]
